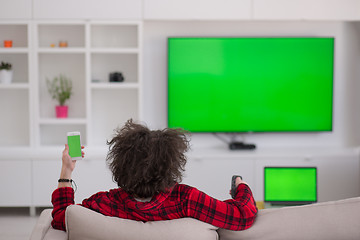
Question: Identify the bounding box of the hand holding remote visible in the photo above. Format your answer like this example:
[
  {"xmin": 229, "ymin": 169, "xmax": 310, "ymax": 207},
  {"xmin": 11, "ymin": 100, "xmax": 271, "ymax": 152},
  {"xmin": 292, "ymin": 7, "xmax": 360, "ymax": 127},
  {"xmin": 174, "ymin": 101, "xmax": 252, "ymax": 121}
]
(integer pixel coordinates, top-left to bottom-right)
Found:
[{"xmin": 230, "ymin": 175, "xmax": 245, "ymax": 199}]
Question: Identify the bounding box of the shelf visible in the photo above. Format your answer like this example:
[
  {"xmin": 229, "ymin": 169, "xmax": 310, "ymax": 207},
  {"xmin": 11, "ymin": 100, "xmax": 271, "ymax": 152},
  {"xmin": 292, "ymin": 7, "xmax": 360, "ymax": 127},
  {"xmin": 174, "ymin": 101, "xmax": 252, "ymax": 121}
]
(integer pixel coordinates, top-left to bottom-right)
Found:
[
  {"xmin": 38, "ymin": 24, "xmax": 85, "ymax": 48},
  {"xmin": 91, "ymin": 53, "xmax": 138, "ymax": 83},
  {"xmin": 90, "ymin": 82, "xmax": 139, "ymax": 89},
  {"xmin": 39, "ymin": 118, "xmax": 87, "ymax": 125},
  {"xmin": 0, "ymin": 48, "xmax": 29, "ymax": 53},
  {"xmin": 90, "ymin": 48, "xmax": 139, "ymax": 54},
  {"xmin": 0, "ymin": 52, "xmax": 29, "ymax": 84},
  {"xmin": 38, "ymin": 48, "xmax": 86, "ymax": 53},
  {"xmin": 0, "ymin": 83, "xmax": 29, "ymax": 89},
  {"xmin": 0, "ymin": 23, "xmax": 30, "ymax": 147},
  {"xmin": 0, "ymin": 89, "xmax": 29, "ymax": 146},
  {"xmin": 38, "ymin": 53, "xmax": 86, "ymax": 119},
  {"xmin": 0, "ymin": 24, "xmax": 28, "ymax": 48},
  {"xmin": 91, "ymin": 24, "xmax": 138, "ymax": 48}
]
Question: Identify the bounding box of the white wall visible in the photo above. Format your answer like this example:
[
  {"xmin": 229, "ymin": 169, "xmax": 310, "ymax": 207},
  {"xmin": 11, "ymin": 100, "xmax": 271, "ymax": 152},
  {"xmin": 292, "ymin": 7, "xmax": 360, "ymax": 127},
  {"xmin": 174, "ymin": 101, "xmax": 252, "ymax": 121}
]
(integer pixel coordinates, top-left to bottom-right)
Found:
[
  {"xmin": 341, "ymin": 22, "xmax": 360, "ymax": 146},
  {"xmin": 142, "ymin": 21, "xmax": 360, "ymax": 150}
]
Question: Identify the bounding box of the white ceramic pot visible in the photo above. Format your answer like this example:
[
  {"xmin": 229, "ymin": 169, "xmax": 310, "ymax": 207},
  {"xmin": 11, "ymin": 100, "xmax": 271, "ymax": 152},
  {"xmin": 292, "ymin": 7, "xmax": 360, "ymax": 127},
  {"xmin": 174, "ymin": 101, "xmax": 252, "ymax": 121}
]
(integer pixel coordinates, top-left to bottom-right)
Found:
[{"xmin": 0, "ymin": 70, "xmax": 13, "ymax": 84}]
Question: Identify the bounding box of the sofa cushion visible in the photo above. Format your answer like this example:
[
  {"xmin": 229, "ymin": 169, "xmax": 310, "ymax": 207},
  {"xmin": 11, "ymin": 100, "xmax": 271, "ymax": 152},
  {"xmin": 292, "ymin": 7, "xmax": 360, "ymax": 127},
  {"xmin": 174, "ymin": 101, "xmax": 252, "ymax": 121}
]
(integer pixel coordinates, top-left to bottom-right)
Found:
[
  {"xmin": 65, "ymin": 205, "xmax": 219, "ymax": 240},
  {"xmin": 43, "ymin": 227, "xmax": 67, "ymax": 240},
  {"xmin": 218, "ymin": 197, "xmax": 360, "ymax": 240}
]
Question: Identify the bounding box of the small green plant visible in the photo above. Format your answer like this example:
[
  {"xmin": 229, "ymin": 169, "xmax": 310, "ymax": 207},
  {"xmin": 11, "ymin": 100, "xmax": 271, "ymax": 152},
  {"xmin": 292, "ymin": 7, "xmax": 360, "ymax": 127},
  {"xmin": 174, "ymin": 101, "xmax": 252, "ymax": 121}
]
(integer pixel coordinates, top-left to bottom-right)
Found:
[
  {"xmin": 46, "ymin": 74, "xmax": 73, "ymax": 106},
  {"xmin": 0, "ymin": 61, "xmax": 12, "ymax": 70}
]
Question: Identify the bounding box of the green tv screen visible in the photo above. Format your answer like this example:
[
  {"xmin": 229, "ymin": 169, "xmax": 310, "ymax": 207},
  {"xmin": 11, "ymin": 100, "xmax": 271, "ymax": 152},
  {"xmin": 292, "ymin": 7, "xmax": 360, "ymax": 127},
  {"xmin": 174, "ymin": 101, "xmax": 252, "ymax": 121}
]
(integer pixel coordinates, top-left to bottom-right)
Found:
[
  {"xmin": 264, "ymin": 167, "xmax": 317, "ymax": 204},
  {"xmin": 168, "ymin": 37, "xmax": 334, "ymax": 132}
]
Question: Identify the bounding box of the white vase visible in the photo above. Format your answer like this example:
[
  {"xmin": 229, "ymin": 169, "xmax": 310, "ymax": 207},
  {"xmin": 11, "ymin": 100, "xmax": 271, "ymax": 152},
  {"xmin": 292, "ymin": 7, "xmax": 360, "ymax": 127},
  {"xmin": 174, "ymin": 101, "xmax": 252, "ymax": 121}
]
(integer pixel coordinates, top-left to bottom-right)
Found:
[{"xmin": 0, "ymin": 70, "xmax": 13, "ymax": 84}]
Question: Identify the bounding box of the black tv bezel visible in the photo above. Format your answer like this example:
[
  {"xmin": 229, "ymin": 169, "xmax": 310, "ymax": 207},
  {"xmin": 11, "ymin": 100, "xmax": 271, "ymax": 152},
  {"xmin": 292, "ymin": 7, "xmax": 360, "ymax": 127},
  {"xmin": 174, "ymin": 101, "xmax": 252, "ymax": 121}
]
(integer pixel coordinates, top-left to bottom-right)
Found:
[
  {"xmin": 264, "ymin": 166, "xmax": 318, "ymax": 205},
  {"xmin": 167, "ymin": 36, "xmax": 335, "ymax": 133}
]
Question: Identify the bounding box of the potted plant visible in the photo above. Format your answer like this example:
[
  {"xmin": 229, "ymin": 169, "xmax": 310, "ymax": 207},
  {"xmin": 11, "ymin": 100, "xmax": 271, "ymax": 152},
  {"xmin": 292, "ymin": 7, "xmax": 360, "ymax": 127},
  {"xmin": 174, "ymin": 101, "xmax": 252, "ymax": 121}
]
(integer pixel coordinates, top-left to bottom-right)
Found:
[
  {"xmin": 0, "ymin": 61, "xmax": 13, "ymax": 84},
  {"xmin": 46, "ymin": 74, "xmax": 73, "ymax": 118}
]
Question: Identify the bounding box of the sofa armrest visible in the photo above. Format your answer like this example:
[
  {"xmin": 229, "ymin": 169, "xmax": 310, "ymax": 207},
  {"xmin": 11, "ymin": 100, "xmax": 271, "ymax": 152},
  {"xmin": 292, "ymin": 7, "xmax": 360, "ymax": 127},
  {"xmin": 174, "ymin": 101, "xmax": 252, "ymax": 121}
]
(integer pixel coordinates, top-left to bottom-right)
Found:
[
  {"xmin": 30, "ymin": 209, "xmax": 67, "ymax": 240},
  {"xmin": 65, "ymin": 205, "xmax": 219, "ymax": 240},
  {"xmin": 218, "ymin": 197, "xmax": 360, "ymax": 240},
  {"xmin": 30, "ymin": 209, "xmax": 53, "ymax": 240}
]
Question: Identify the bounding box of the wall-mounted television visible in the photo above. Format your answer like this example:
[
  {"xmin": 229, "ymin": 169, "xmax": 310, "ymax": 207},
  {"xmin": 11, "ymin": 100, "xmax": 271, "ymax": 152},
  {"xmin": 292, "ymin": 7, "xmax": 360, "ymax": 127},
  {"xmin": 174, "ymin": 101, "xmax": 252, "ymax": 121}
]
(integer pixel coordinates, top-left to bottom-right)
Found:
[
  {"xmin": 264, "ymin": 167, "xmax": 317, "ymax": 205},
  {"xmin": 168, "ymin": 37, "xmax": 334, "ymax": 132}
]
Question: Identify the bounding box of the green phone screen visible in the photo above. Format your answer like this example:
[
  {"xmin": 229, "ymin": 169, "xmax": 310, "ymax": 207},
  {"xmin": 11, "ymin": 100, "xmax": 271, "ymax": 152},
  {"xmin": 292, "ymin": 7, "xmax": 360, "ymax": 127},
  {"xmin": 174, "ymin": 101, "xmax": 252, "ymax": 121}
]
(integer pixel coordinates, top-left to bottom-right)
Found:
[{"xmin": 67, "ymin": 135, "xmax": 81, "ymax": 158}]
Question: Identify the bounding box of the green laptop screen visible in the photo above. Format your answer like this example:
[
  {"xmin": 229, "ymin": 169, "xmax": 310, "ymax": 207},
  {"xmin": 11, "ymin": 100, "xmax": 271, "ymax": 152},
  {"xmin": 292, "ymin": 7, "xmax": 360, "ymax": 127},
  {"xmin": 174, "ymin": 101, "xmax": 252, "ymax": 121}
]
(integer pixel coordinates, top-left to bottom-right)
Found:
[{"xmin": 264, "ymin": 167, "xmax": 317, "ymax": 204}]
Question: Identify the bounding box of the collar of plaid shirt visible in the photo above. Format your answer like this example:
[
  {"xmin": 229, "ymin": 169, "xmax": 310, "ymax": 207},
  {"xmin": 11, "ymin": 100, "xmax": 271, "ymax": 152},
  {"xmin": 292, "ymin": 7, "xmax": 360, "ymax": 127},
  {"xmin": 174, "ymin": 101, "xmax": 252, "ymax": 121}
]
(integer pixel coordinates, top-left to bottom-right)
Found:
[{"xmin": 122, "ymin": 189, "xmax": 174, "ymax": 211}]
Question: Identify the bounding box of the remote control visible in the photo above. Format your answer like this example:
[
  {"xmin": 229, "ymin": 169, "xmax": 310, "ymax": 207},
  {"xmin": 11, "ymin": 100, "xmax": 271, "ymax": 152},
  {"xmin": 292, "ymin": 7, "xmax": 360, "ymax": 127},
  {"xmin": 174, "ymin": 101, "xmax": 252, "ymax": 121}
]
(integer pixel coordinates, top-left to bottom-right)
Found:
[{"xmin": 231, "ymin": 175, "xmax": 242, "ymax": 199}]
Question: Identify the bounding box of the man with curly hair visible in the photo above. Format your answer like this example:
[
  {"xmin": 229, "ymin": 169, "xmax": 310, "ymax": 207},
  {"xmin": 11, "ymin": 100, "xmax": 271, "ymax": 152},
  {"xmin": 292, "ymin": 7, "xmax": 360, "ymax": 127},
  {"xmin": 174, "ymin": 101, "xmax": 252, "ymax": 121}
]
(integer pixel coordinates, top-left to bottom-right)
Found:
[{"xmin": 51, "ymin": 119, "xmax": 258, "ymax": 231}]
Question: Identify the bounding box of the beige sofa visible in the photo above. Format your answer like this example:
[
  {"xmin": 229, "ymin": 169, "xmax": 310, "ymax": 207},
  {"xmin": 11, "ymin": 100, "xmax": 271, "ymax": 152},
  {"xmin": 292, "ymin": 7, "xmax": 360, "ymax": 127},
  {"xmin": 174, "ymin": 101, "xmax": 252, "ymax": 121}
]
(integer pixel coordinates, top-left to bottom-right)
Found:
[{"xmin": 30, "ymin": 196, "xmax": 360, "ymax": 240}]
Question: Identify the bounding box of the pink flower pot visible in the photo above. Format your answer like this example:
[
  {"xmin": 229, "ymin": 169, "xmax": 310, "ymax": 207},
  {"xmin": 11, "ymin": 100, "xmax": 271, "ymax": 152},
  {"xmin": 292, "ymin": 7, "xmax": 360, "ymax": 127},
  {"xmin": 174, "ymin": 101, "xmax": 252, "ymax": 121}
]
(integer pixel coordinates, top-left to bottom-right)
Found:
[{"xmin": 56, "ymin": 105, "xmax": 68, "ymax": 118}]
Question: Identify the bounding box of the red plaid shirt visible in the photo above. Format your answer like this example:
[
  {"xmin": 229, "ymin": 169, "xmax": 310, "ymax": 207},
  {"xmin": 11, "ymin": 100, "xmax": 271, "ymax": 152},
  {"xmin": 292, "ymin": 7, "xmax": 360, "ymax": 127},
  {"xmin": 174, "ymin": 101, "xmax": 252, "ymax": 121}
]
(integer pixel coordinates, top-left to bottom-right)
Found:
[{"xmin": 51, "ymin": 183, "xmax": 257, "ymax": 231}]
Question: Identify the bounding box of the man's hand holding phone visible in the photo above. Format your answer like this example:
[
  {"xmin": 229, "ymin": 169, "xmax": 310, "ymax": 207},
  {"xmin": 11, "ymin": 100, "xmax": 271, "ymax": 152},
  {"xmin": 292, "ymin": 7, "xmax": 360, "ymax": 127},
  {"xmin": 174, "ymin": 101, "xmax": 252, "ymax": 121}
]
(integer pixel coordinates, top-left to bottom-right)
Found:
[
  {"xmin": 61, "ymin": 144, "xmax": 84, "ymax": 175},
  {"xmin": 58, "ymin": 132, "xmax": 85, "ymax": 188},
  {"xmin": 67, "ymin": 132, "xmax": 82, "ymax": 160}
]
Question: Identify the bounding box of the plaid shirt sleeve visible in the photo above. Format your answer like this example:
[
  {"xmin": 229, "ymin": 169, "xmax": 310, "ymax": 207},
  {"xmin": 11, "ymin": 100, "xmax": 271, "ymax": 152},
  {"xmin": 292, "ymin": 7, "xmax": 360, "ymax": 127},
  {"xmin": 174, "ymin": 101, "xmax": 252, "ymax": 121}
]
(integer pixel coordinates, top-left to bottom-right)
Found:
[
  {"xmin": 185, "ymin": 184, "xmax": 257, "ymax": 230},
  {"xmin": 51, "ymin": 187, "xmax": 75, "ymax": 231}
]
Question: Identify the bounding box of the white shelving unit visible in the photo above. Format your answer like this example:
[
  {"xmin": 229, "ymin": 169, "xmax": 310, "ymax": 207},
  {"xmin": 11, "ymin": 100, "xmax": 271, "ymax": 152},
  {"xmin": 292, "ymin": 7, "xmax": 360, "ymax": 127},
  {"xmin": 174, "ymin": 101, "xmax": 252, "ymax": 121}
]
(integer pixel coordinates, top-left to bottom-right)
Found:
[
  {"xmin": 0, "ymin": 22, "xmax": 32, "ymax": 147},
  {"xmin": 88, "ymin": 21, "xmax": 142, "ymax": 146},
  {"xmin": 34, "ymin": 21, "xmax": 87, "ymax": 147},
  {"xmin": 0, "ymin": 20, "xmax": 142, "ymax": 208},
  {"xmin": 31, "ymin": 20, "xmax": 142, "ymax": 148}
]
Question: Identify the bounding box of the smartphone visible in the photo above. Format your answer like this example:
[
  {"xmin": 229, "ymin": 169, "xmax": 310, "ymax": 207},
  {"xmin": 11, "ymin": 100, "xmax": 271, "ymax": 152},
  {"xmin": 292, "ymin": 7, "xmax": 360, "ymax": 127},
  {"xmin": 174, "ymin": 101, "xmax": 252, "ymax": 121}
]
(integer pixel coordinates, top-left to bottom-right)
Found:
[
  {"xmin": 231, "ymin": 175, "xmax": 243, "ymax": 199},
  {"xmin": 67, "ymin": 131, "xmax": 82, "ymax": 160}
]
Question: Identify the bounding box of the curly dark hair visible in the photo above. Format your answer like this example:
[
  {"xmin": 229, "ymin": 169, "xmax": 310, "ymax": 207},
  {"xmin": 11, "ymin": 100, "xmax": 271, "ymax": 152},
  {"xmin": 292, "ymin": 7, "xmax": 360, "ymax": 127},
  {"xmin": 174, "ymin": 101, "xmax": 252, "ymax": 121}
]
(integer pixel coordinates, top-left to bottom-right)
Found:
[{"xmin": 106, "ymin": 119, "xmax": 190, "ymax": 198}]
